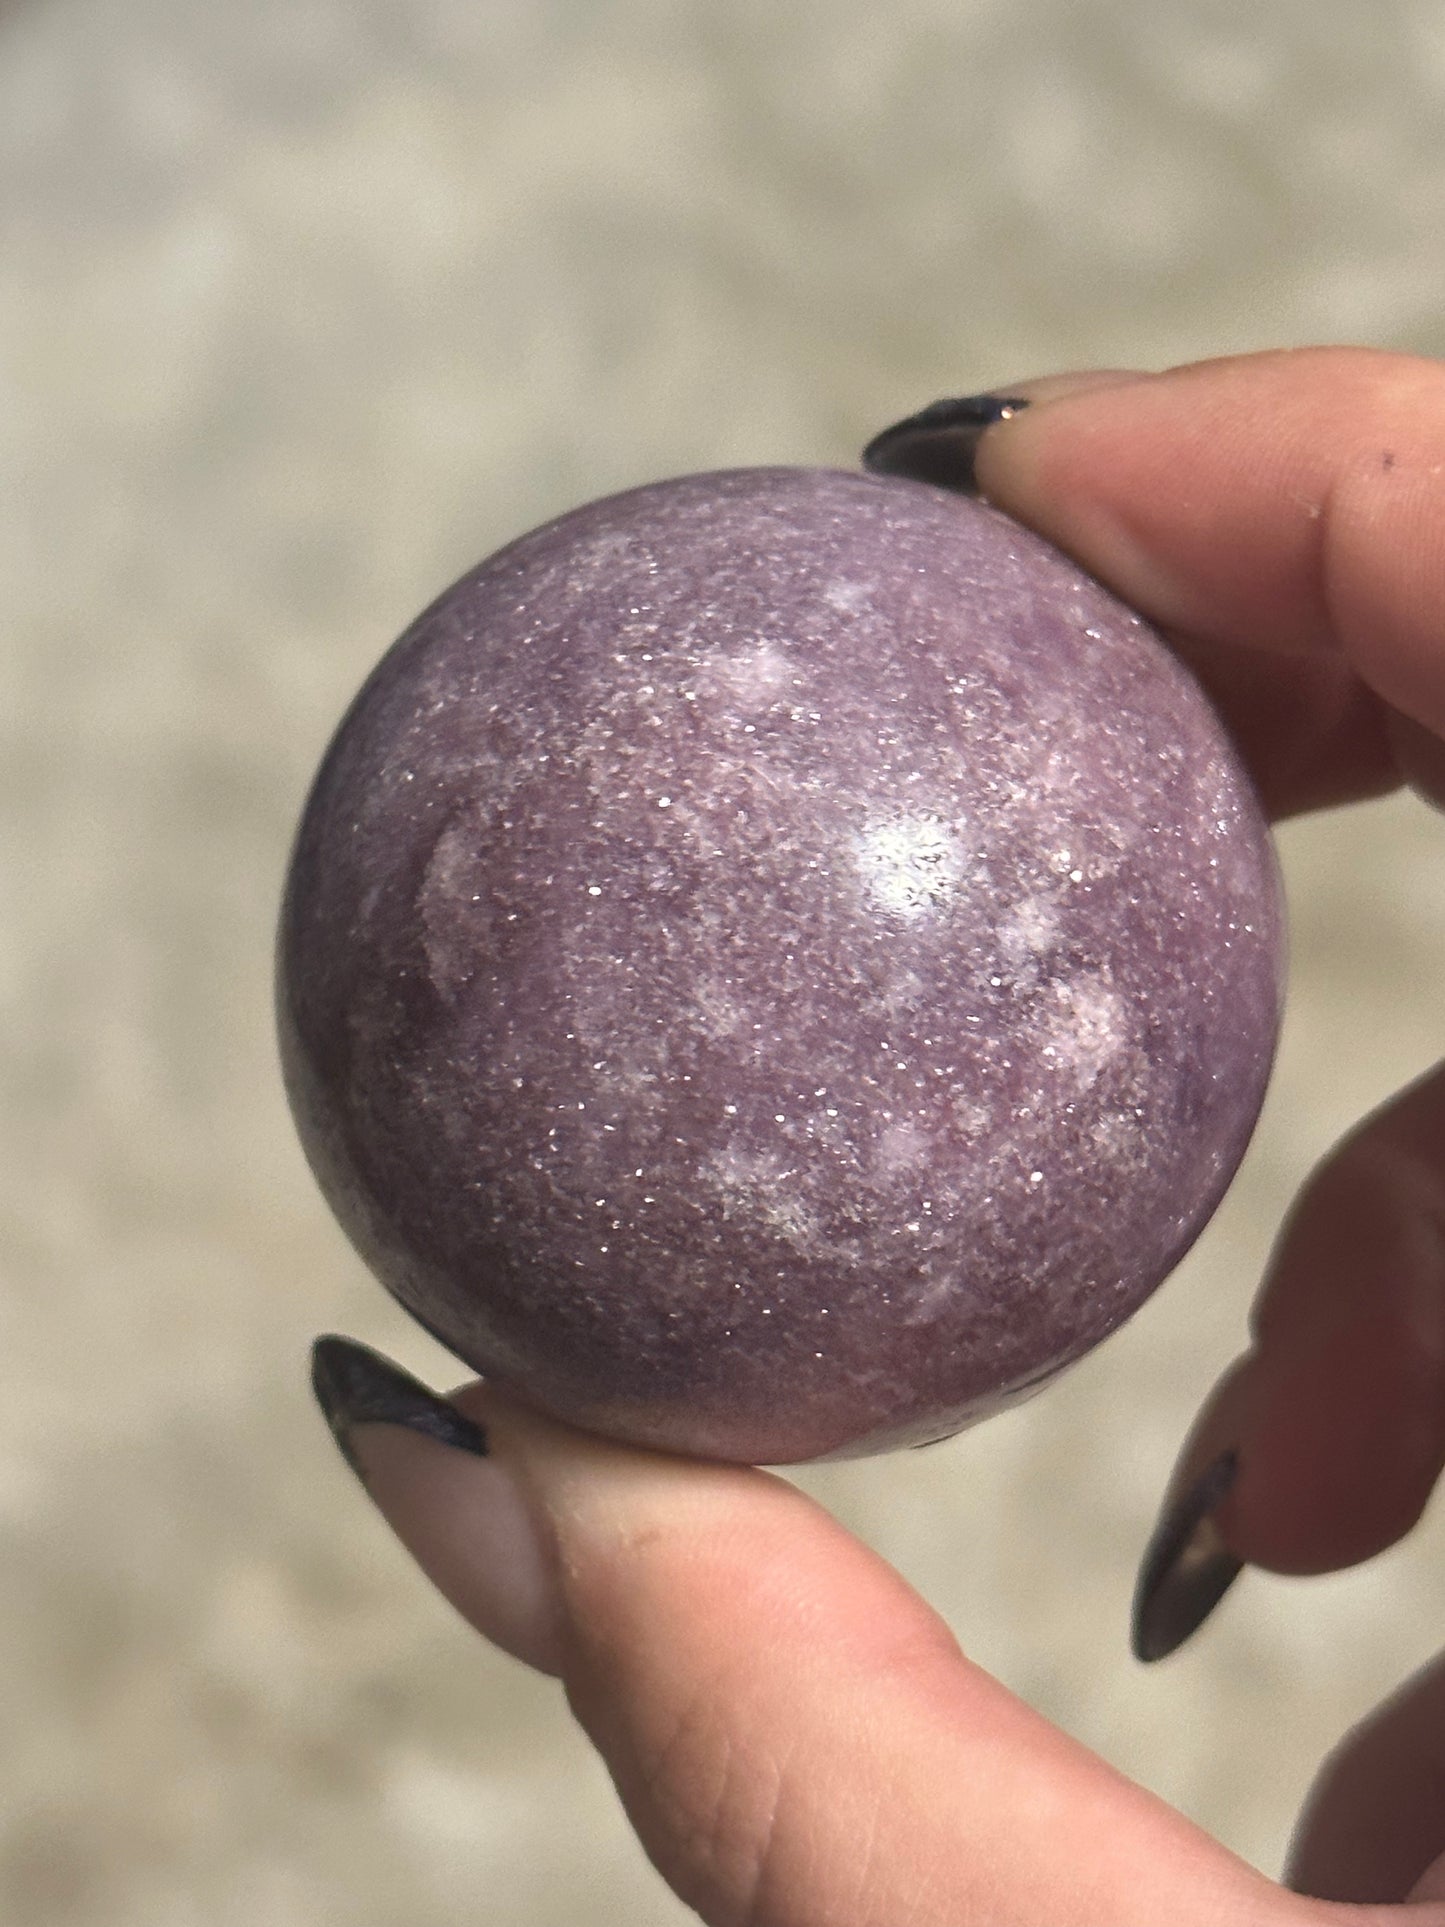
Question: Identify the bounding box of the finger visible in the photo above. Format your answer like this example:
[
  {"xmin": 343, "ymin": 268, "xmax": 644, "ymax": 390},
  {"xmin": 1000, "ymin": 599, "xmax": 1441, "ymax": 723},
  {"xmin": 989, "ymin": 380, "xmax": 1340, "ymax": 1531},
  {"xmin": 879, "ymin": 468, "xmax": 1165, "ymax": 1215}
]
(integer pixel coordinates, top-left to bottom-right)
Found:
[
  {"xmin": 1384, "ymin": 706, "xmax": 1445, "ymax": 813},
  {"xmin": 864, "ymin": 364, "xmax": 1404, "ymax": 821},
  {"xmin": 1133, "ymin": 1063, "xmax": 1445, "ymax": 1658},
  {"xmin": 312, "ymin": 1337, "xmax": 1338, "ymax": 1927},
  {"xmin": 975, "ymin": 348, "xmax": 1445, "ymax": 741},
  {"xmin": 1288, "ymin": 1646, "xmax": 1445, "ymax": 1904},
  {"xmin": 933, "ymin": 352, "xmax": 1445, "ymax": 1655}
]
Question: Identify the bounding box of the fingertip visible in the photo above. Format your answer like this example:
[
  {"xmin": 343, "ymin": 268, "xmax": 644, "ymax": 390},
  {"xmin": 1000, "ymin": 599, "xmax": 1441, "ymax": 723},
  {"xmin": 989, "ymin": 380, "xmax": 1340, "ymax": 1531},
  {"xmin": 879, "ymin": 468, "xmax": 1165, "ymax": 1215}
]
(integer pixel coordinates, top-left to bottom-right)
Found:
[
  {"xmin": 972, "ymin": 346, "xmax": 1445, "ymax": 733},
  {"xmin": 862, "ymin": 369, "xmax": 1151, "ymax": 495},
  {"xmin": 346, "ymin": 1401, "xmax": 571, "ymax": 1677}
]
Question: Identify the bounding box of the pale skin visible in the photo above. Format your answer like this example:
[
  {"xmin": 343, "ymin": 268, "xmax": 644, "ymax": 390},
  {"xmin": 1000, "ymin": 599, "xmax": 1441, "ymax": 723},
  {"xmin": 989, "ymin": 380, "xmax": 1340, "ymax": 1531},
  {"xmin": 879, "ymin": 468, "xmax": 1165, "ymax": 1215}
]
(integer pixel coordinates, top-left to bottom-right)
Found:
[{"xmin": 341, "ymin": 348, "xmax": 1445, "ymax": 1924}]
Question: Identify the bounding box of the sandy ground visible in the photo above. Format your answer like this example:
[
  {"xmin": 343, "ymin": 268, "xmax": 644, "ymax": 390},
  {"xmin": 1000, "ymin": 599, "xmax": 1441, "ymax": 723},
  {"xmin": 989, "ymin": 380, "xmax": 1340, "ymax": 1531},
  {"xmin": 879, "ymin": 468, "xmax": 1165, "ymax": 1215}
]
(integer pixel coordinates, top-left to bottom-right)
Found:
[{"xmin": 3, "ymin": 2, "xmax": 1445, "ymax": 1921}]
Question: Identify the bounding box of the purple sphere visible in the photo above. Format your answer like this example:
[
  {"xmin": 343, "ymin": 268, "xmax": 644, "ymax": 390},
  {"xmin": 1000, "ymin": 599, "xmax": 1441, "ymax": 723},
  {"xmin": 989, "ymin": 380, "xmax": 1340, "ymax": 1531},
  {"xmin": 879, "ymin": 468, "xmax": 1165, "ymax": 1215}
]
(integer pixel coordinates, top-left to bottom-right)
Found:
[{"xmin": 279, "ymin": 468, "xmax": 1282, "ymax": 1463}]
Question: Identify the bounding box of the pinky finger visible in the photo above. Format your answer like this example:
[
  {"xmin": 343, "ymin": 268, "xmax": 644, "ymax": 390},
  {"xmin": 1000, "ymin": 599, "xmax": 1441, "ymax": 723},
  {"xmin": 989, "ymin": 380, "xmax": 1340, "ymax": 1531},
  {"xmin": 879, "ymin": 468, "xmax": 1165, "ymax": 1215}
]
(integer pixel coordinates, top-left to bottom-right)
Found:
[{"xmin": 1290, "ymin": 1647, "xmax": 1445, "ymax": 1903}]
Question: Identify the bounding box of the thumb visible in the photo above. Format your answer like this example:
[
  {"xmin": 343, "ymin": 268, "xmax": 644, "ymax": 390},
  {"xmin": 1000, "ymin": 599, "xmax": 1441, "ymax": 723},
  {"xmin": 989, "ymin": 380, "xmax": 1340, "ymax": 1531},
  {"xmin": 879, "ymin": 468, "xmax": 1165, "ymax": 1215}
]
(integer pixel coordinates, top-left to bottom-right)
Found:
[{"xmin": 311, "ymin": 1336, "xmax": 1378, "ymax": 1927}]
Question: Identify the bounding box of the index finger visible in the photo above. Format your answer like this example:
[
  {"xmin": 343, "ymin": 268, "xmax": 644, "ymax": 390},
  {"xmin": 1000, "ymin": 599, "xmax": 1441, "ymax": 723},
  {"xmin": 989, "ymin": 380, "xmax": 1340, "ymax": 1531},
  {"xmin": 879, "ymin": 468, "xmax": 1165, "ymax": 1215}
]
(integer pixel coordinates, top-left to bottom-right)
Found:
[{"xmin": 977, "ymin": 347, "xmax": 1445, "ymax": 738}]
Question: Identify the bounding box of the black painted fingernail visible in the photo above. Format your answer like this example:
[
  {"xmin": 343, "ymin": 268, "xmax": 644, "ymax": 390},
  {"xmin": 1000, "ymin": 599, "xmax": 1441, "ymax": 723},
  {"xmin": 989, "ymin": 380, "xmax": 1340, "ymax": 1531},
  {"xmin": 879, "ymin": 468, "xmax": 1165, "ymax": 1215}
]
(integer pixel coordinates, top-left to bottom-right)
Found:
[
  {"xmin": 1131, "ymin": 1449, "xmax": 1243, "ymax": 1663},
  {"xmin": 862, "ymin": 394, "xmax": 1032, "ymax": 494},
  {"xmin": 311, "ymin": 1334, "xmax": 488, "ymax": 1483}
]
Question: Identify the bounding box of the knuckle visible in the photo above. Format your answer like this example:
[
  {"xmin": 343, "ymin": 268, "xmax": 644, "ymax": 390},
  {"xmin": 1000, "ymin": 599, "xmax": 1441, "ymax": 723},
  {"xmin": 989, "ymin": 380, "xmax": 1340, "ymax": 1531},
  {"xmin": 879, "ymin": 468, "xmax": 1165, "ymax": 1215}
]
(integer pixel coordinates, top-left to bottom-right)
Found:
[{"xmin": 631, "ymin": 1670, "xmax": 792, "ymax": 1927}]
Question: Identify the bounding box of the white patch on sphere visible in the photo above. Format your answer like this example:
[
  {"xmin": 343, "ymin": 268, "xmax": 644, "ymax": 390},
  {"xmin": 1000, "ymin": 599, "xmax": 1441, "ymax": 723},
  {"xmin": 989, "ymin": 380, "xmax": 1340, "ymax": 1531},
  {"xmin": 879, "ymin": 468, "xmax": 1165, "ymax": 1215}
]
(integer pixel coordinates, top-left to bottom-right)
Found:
[{"xmin": 853, "ymin": 812, "xmax": 965, "ymax": 919}]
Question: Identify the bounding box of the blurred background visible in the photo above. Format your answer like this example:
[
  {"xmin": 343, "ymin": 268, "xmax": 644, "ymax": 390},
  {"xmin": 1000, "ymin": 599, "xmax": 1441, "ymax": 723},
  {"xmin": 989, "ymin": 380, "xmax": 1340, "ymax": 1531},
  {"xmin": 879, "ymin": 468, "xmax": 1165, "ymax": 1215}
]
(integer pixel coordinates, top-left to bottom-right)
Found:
[{"xmin": 3, "ymin": 1, "xmax": 1444, "ymax": 1921}]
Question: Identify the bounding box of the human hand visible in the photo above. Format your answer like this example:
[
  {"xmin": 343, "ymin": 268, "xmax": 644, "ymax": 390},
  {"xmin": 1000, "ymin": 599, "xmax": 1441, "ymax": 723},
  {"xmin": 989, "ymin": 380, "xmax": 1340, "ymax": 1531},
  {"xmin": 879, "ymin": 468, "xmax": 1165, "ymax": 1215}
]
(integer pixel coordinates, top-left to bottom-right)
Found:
[{"xmin": 311, "ymin": 347, "xmax": 1445, "ymax": 1923}]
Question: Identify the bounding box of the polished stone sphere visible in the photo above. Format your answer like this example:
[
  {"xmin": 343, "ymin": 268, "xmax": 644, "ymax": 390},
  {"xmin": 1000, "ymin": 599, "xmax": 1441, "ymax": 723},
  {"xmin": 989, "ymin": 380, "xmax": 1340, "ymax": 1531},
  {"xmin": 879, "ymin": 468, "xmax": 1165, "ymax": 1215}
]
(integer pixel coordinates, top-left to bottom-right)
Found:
[{"xmin": 278, "ymin": 467, "xmax": 1282, "ymax": 1463}]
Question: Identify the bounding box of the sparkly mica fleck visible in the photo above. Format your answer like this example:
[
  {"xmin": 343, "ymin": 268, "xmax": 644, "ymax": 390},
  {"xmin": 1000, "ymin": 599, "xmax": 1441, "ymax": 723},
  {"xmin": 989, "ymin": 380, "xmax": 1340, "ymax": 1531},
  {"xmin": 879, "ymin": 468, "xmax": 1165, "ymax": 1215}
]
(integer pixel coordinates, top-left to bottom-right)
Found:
[{"xmin": 278, "ymin": 468, "xmax": 1283, "ymax": 1464}]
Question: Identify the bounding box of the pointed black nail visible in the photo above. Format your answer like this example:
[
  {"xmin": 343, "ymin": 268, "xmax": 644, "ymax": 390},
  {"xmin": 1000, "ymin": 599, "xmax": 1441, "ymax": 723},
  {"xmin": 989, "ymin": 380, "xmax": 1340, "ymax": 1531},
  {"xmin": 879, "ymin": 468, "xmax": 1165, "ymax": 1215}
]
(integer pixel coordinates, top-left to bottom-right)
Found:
[
  {"xmin": 311, "ymin": 1334, "xmax": 488, "ymax": 1483},
  {"xmin": 862, "ymin": 394, "xmax": 1031, "ymax": 494},
  {"xmin": 1131, "ymin": 1449, "xmax": 1243, "ymax": 1663}
]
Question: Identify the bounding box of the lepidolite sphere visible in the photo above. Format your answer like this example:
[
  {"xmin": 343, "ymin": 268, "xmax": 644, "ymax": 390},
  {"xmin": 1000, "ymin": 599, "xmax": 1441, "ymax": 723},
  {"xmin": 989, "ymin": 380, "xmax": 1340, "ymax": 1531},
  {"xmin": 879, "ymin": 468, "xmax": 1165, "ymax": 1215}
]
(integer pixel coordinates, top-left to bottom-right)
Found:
[{"xmin": 279, "ymin": 467, "xmax": 1282, "ymax": 1463}]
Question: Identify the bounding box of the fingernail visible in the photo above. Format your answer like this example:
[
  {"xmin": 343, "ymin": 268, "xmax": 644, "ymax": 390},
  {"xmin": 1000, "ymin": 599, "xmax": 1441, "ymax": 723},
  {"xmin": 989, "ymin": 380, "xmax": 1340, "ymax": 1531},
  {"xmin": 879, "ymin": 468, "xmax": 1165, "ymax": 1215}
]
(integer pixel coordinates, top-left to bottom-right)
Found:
[
  {"xmin": 311, "ymin": 1333, "xmax": 488, "ymax": 1481},
  {"xmin": 1131, "ymin": 1449, "xmax": 1244, "ymax": 1663},
  {"xmin": 310, "ymin": 1335, "xmax": 565, "ymax": 1673},
  {"xmin": 862, "ymin": 394, "xmax": 1032, "ymax": 494}
]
